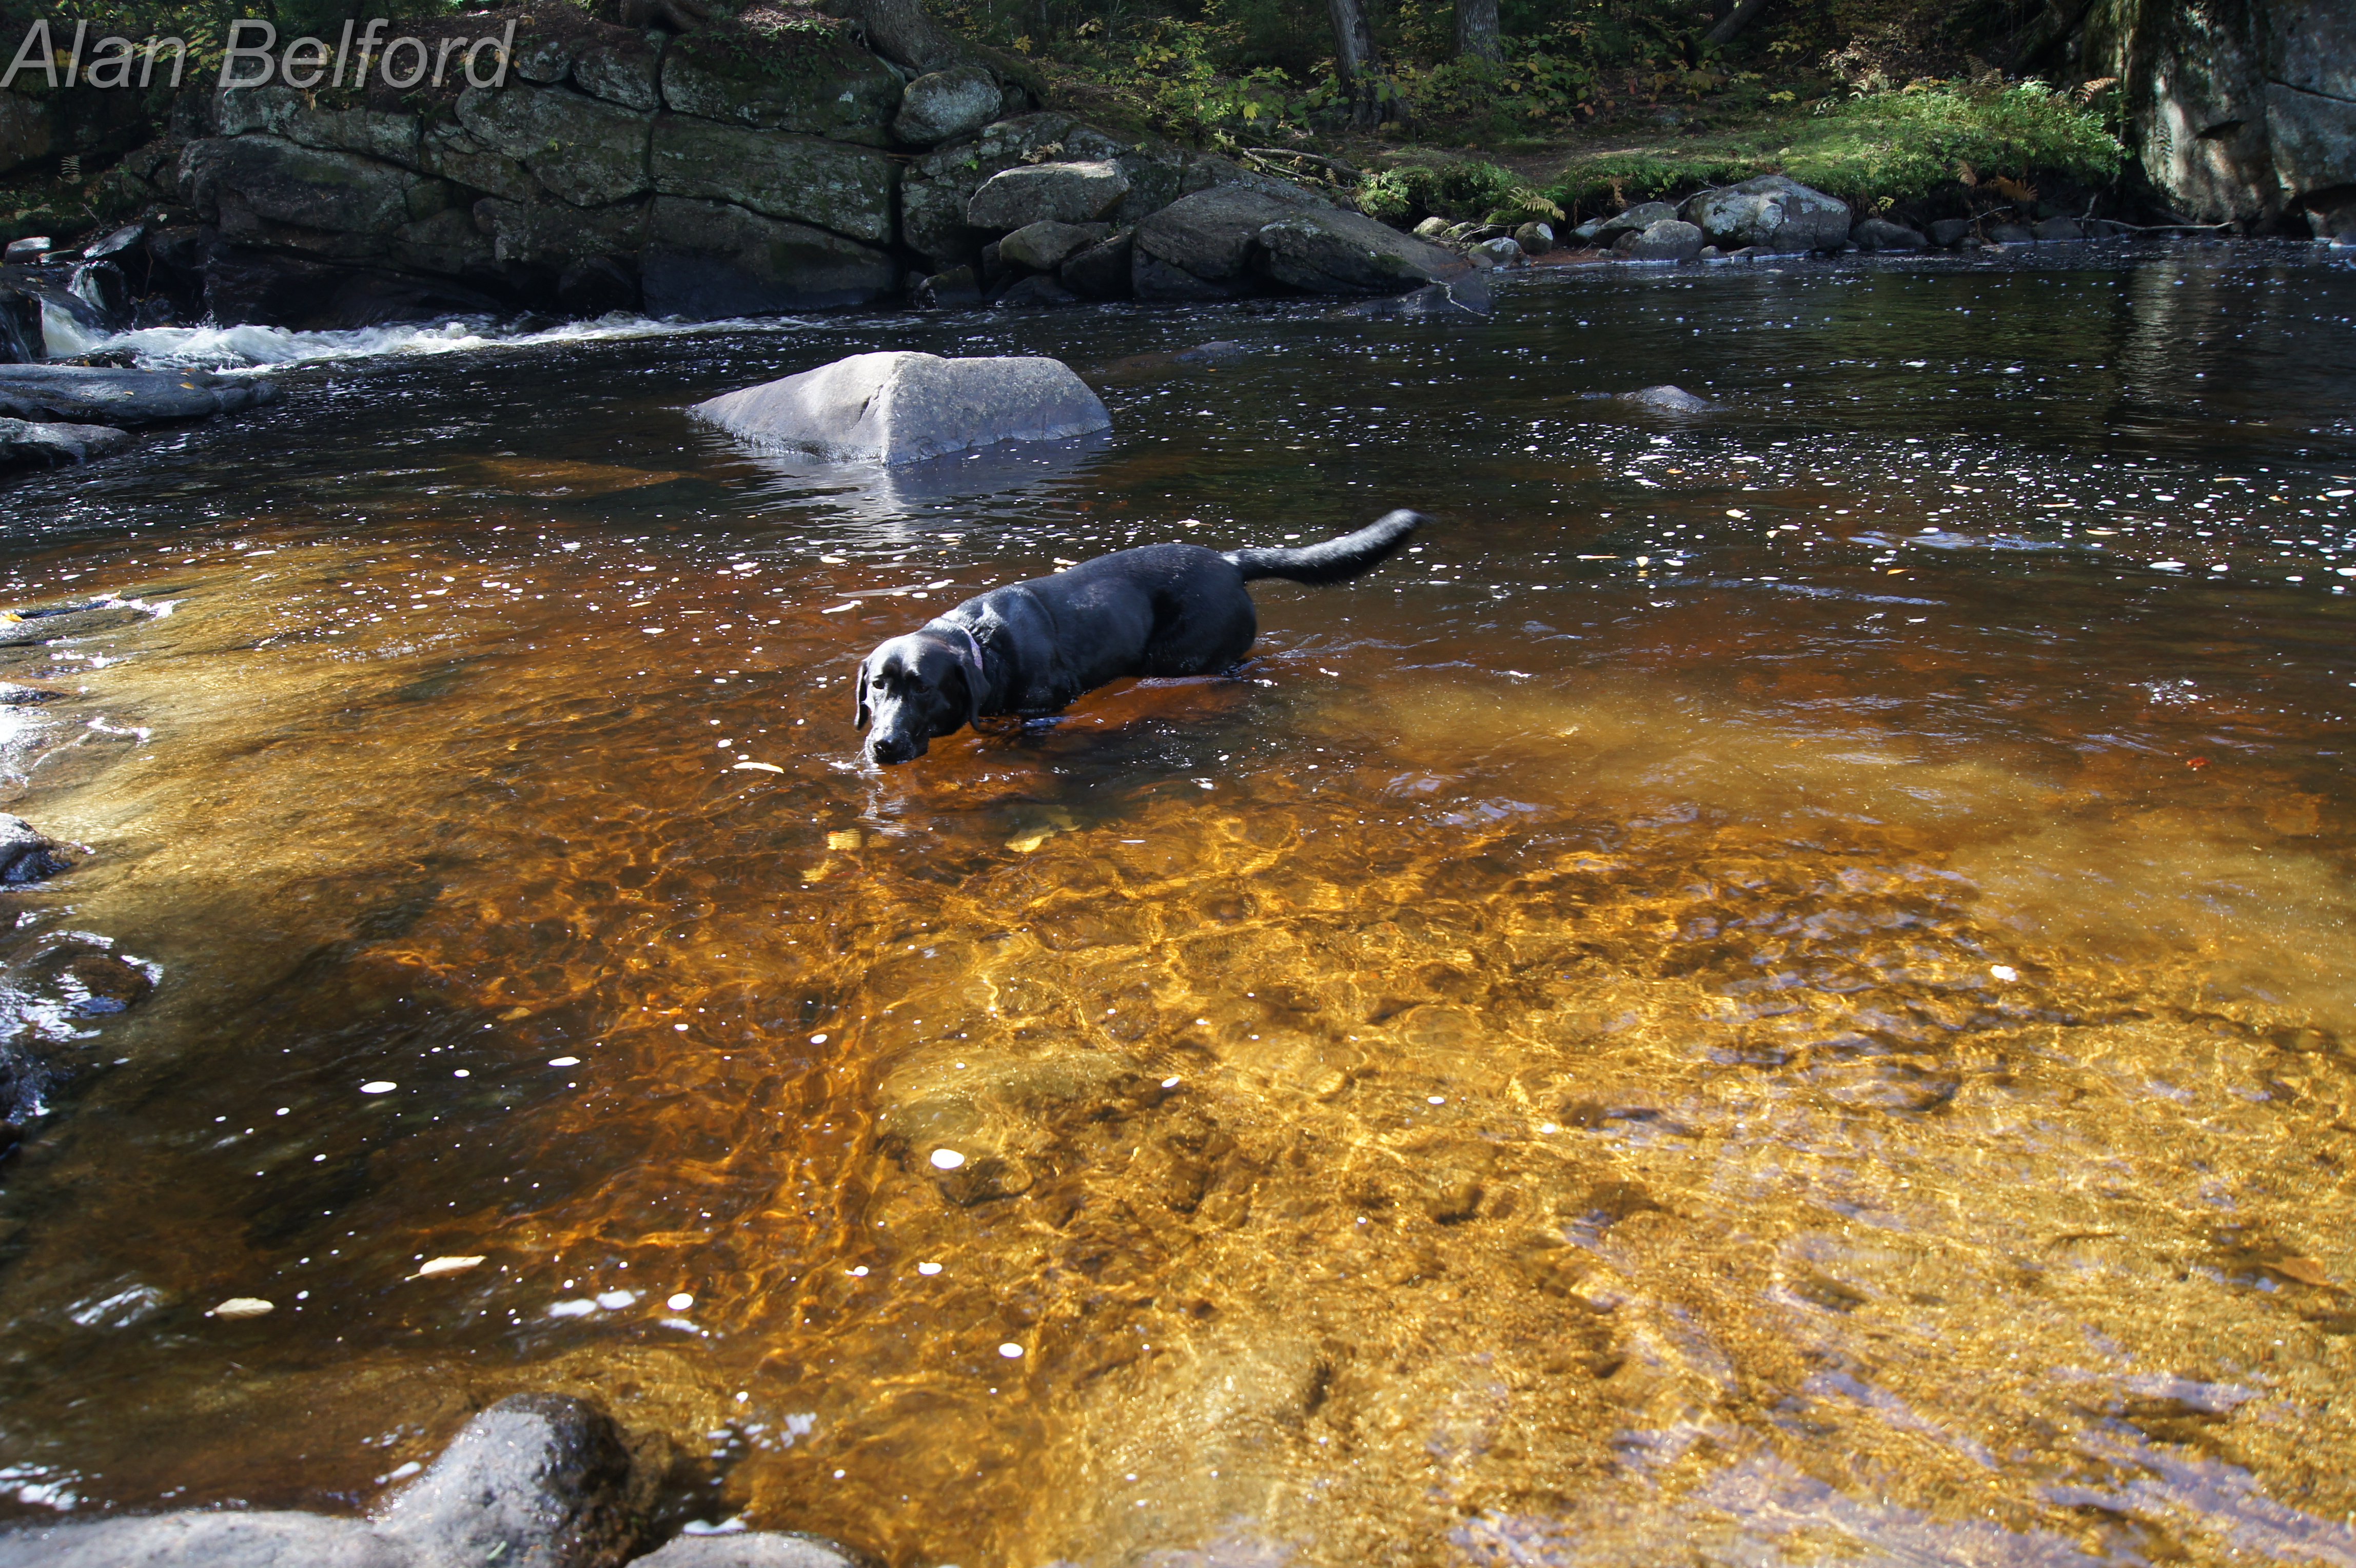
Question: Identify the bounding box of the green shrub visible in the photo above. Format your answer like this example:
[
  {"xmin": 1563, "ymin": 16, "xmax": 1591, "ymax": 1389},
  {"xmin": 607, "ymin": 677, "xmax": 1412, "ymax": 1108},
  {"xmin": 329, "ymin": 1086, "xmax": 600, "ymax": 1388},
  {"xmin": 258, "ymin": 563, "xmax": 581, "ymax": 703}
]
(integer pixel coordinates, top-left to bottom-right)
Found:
[
  {"xmin": 1789, "ymin": 80, "xmax": 2124, "ymax": 200},
  {"xmin": 1356, "ymin": 155, "xmax": 1559, "ymax": 226},
  {"xmin": 1545, "ymin": 79, "xmax": 2122, "ymax": 215}
]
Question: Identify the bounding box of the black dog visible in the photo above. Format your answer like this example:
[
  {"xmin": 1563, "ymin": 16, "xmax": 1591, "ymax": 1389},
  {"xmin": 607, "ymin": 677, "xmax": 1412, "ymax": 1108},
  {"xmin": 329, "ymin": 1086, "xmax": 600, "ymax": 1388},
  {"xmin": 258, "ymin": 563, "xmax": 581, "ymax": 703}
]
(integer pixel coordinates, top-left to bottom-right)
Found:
[{"xmin": 854, "ymin": 509, "xmax": 1425, "ymax": 764}]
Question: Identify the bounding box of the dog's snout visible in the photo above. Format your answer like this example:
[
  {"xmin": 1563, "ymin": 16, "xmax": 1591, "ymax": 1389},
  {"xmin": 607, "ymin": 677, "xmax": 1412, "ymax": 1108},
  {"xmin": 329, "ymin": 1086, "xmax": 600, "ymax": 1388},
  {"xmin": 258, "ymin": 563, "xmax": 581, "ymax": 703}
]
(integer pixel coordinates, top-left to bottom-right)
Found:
[{"xmin": 866, "ymin": 731, "xmax": 926, "ymax": 765}]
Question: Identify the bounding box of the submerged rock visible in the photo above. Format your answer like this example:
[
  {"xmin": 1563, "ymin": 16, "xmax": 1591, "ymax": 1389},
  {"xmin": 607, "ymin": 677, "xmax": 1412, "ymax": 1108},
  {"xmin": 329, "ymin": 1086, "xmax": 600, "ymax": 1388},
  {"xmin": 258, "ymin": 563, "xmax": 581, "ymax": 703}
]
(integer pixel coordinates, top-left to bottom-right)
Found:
[
  {"xmin": 1618, "ymin": 384, "xmax": 1720, "ymax": 414},
  {"xmin": 1332, "ymin": 272, "xmax": 1494, "ymax": 317},
  {"xmin": 0, "ymin": 417, "xmax": 132, "ymax": 469},
  {"xmin": 0, "ymin": 365, "xmax": 278, "ymax": 427},
  {"xmin": 0, "ymin": 599, "xmax": 150, "ymax": 646},
  {"xmin": 1684, "ymin": 174, "xmax": 1852, "ymax": 253},
  {"xmin": 692, "ymin": 351, "xmax": 1110, "ymax": 465},
  {"xmin": 995, "ymin": 275, "xmax": 1077, "ymax": 309},
  {"xmin": 0, "ymin": 816, "xmax": 70, "ymax": 885}
]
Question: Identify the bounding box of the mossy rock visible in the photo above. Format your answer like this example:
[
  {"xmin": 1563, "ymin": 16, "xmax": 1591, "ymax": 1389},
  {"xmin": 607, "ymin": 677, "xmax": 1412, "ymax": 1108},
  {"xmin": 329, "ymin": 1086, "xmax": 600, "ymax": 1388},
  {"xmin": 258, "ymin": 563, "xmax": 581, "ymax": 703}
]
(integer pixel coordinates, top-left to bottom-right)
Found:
[{"xmin": 659, "ymin": 19, "xmax": 903, "ymax": 144}]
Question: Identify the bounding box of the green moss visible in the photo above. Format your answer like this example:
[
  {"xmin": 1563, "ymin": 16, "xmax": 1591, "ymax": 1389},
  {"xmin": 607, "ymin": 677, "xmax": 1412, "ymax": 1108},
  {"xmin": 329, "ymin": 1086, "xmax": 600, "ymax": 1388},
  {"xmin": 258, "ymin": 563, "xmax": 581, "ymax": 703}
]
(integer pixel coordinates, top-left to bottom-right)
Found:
[{"xmin": 1547, "ymin": 82, "xmax": 2123, "ymax": 211}]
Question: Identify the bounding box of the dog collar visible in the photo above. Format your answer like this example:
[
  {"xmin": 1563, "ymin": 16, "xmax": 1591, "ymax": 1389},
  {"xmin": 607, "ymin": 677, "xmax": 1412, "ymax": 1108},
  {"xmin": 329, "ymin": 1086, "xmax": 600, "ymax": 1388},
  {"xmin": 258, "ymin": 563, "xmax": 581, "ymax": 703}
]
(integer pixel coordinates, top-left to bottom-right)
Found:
[{"xmin": 932, "ymin": 619, "xmax": 987, "ymax": 689}]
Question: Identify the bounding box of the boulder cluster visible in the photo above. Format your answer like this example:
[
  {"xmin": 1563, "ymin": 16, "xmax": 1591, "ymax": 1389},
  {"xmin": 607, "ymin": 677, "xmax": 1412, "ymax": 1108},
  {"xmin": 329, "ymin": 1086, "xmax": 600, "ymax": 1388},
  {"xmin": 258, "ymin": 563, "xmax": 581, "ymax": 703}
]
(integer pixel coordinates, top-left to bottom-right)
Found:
[
  {"xmin": 6, "ymin": 11, "xmax": 1464, "ymax": 336},
  {"xmin": 1411, "ymin": 173, "xmax": 2148, "ymax": 269}
]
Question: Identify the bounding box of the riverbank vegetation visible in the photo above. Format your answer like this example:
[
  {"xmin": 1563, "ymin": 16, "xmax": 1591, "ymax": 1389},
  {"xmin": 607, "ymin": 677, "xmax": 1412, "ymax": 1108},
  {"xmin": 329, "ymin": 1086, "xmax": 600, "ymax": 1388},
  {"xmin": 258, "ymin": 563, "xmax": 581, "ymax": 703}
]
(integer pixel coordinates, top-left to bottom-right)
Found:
[{"xmin": 0, "ymin": 0, "xmax": 2128, "ymax": 247}]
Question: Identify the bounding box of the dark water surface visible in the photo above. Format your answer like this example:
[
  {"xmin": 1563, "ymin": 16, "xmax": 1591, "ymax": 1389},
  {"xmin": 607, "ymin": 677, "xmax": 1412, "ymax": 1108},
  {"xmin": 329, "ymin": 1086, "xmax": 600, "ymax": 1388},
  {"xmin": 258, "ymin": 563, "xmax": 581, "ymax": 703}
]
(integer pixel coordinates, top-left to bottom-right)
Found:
[{"xmin": 1, "ymin": 242, "xmax": 2353, "ymax": 1567}]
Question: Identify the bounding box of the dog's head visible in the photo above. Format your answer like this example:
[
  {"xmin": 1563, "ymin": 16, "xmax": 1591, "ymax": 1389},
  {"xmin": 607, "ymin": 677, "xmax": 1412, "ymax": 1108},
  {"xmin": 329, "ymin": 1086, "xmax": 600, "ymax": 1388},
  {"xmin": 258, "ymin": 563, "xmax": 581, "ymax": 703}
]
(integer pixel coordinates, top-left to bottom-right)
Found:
[{"xmin": 853, "ymin": 629, "xmax": 980, "ymax": 765}]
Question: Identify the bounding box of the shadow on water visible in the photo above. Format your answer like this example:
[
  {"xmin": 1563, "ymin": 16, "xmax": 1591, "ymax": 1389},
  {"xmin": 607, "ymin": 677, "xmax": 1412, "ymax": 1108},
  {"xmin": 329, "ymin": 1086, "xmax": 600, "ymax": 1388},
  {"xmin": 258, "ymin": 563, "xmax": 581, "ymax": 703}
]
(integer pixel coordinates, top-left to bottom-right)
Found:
[{"xmin": 0, "ymin": 241, "xmax": 2351, "ymax": 1565}]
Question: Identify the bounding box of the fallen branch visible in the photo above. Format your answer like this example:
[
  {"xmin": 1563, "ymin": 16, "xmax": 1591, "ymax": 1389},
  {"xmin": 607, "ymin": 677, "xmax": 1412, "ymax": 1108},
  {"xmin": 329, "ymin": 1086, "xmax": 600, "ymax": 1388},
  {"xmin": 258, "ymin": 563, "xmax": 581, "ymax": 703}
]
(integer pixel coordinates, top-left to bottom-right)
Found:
[{"xmin": 1243, "ymin": 148, "xmax": 1363, "ymax": 183}]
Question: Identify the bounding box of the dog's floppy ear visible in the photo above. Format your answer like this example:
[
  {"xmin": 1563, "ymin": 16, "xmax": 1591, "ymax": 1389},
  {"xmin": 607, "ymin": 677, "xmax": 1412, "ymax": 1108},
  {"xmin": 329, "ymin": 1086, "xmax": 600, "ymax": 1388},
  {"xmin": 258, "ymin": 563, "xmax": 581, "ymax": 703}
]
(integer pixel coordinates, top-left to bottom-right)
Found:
[{"xmin": 852, "ymin": 655, "xmax": 872, "ymax": 731}]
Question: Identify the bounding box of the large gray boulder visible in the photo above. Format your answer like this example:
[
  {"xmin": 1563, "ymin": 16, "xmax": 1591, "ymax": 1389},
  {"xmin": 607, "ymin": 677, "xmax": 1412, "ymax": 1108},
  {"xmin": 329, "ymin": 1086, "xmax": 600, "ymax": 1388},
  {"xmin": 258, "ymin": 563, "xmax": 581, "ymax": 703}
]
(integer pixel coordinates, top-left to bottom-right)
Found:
[
  {"xmin": 1683, "ymin": 175, "xmax": 1851, "ymax": 252},
  {"xmin": 892, "ymin": 66, "xmax": 1001, "ymax": 147},
  {"xmin": 572, "ymin": 34, "xmax": 664, "ymax": 111},
  {"xmin": 1613, "ymin": 218, "xmax": 1704, "ymax": 262},
  {"xmin": 1134, "ymin": 184, "xmax": 1316, "ymax": 291},
  {"xmin": 649, "ymin": 120, "xmax": 894, "ymax": 243},
  {"xmin": 375, "ymin": 1394, "xmax": 643, "ymax": 1568},
  {"xmin": 639, "ymin": 197, "xmax": 895, "ymax": 317},
  {"xmin": 0, "ymin": 417, "xmax": 133, "ymax": 468},
  {"xmin": 894, "ymin": 112, "xmax": 1242, "ymax": 271},
  {"xmin": 214, "ymin": 86, "xmax": 422, "ymax": 168},
  {"xmin": 692, "ymin": 351, "xmax": 1110, "ymax": 464},
  {"xmin": 0, "ymin": 1395, "xmax": 660, "ymax": 1568},
  {"xmin": 998, "ymin": 220, "xmax": 1104, "ymax": 271},
  {"xmin": 1258, "ymin": 206, "xmax": 1467, "ymax": 293},
  {"xmin": 455, "ymin": 85, "xmax": 653, "ymax": 208},
  {"xmin": 1134, "ymin": 184, "xmax": 1460, "ymax": 298},
  {"xmin": 0, "ymin": 366, "xmax": 279, "ymax": 426},
  {"xmin": 967, "ymin": 160, "xmax": 1130, "ymax": 228},
  {"xmin": 178, "ymin": 136, "xmax": 452, "ymax": 237},
  {"xmin": 658, "ymin": 27, "xmax": 902, "ymax": 142}
]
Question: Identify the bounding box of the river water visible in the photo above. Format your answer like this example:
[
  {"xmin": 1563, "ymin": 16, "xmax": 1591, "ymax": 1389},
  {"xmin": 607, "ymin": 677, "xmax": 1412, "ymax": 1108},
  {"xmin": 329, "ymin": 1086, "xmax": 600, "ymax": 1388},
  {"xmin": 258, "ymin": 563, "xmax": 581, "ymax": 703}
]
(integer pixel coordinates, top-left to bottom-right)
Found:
[{"xmin": 1, "ymin": 242, "xmax": 2352, "ymax": 1567}]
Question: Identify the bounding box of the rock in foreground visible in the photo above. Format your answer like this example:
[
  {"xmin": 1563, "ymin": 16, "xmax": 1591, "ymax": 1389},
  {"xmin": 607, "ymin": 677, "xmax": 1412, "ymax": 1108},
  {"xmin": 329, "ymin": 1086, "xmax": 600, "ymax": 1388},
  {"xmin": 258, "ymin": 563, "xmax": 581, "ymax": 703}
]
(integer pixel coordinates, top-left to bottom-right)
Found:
[
  {"xmin": 0, "ymin": 417, "xmax": 133, "ymax": 470},
  {"xmin": 0, "ymin": 366, "xmax": 279, "ymax": 427},
  {"xmin": 0, "ymin": 1512, "xmax": 404, "ymax": 1567},
  {"xmin": 692, "ymin": 352, "xmax": 1110, "ymax": 465},
  {"xmin": 375, "ymin": 1393, "xmax": 642, "ymax": 1568},
  {"xmin": 0, "ymin": 1393, "xmax": 872, "ymax": 1567},
  {"xmin": 0, "ymin": 815, "xmax": 70, "ymax": 884}
]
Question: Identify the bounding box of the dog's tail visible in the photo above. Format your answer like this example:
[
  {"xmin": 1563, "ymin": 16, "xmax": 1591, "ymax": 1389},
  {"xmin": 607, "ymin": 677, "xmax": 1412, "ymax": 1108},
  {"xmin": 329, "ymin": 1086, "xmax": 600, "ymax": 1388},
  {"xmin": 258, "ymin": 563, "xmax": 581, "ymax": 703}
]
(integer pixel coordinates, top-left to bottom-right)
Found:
[{"xmin": 1222, "ymin": 509, "xmax": 1425, "ymax": 585}]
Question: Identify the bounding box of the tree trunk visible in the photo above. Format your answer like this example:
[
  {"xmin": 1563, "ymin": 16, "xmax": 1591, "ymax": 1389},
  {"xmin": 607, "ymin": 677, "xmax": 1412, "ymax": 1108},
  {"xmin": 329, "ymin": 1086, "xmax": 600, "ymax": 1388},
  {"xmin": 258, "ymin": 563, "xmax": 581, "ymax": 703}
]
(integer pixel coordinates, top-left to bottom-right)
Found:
[
  {"xmin": 1455, "ymin": 0, "xmax": 1502, "ymax": 63},
  {"xmin": 1327, "ymin": 0, "xmax": 1405, "ymax": 127},
  {"xmin": 1700, "ymin": 0, "xmax": 1777, "ymax": 50}
]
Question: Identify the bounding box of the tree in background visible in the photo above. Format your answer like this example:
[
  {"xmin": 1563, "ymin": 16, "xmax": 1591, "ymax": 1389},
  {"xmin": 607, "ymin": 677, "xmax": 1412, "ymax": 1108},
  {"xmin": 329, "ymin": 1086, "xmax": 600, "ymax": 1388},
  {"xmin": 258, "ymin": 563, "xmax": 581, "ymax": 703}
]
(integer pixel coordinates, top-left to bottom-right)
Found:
[
  {"xmin": 1456, "ymin": 0, "xmax": 1501, "ymax": 62},
  {"xmin": 1327, "ymin": 0, "xmax": 1407, "ymax": 127}
]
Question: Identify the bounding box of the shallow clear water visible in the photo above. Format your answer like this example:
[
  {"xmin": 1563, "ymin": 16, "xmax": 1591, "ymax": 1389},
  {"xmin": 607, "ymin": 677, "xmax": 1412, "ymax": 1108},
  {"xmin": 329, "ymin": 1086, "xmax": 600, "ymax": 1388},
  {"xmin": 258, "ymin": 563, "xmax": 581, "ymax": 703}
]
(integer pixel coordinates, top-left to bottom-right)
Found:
[{"xmin": 2, "ymin": 241, "xmax": 2354, "ymax": 1567}]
